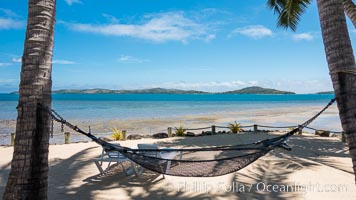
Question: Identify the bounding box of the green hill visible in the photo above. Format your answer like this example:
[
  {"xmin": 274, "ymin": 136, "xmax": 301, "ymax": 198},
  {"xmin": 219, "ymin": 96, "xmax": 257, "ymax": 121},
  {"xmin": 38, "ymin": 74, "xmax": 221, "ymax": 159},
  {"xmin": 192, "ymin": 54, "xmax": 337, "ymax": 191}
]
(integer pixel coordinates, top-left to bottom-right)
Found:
[
  {"xmin": 222, "ymin": 86, "xmax": 295, "ymax": 94},
  {"xmin": 52, "ymin": 88, "xmax": 208, "ymax": 94},
  {"xmin": 316, "ymin": 91, "xmax": 334, "ymax": 94},
  {"xmin": 11, "ymin": 86, "xmax": 296, "ymax": 94},
  {"xmin": 54, "ymin": 89, "xmax": 113, "ymax": 94}
]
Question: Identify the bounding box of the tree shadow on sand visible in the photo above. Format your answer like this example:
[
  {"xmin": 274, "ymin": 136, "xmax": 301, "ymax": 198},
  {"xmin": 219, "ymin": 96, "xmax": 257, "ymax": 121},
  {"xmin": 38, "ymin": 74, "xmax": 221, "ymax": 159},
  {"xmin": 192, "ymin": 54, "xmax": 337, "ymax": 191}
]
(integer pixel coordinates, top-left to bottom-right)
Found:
[
  {"xmin": 47, "ymin": 145, "xmax": 218, "ymax": 199},
  {"xmin": 229, "ymin": 152, "xmax": 319, "ymax": 200},
  {"xmin": 286, "ymin": 135, "xmax": 352, "ymax": 174},
  {"xmin": 226, "ymin": 133, "xmax": 352, "ymax": 199},
  {"xmin": 0, "ymin": 161, "xmax": 11, "ymax": 196},
  {"xmin": 2, "ymin": 132, "xmax": 351, "ymax": 199}
]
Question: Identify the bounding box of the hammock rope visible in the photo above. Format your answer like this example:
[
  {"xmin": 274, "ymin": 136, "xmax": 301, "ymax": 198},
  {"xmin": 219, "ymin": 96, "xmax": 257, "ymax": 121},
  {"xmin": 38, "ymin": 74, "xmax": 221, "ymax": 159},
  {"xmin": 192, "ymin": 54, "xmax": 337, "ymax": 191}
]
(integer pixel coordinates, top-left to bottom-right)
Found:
[{"xmin": 44, "ymin": 98, "xmax": 335, "ymax": 177}]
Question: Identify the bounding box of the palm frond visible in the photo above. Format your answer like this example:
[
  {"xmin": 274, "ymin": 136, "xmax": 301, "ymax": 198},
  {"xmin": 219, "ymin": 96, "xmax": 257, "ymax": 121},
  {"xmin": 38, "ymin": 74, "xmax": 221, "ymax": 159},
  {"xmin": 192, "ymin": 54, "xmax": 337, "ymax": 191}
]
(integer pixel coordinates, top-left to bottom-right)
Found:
[
  {"xmin": 268, "ymin": 0, "xmax": 311, "ymax": 31},
  {"xmin": 175, "ymin": 126, "xmax": 186, "ymax": 137},
  {"xmin": 228, "ymin": 121, "xmax": 241, "ymax": 133},
  {"xmin": 111, "ymin": 128, "xmax": 121, "ymax": 140},
  {"xmin": 267, "ymin": 0, "xmax": 287, "ymax": 14}
]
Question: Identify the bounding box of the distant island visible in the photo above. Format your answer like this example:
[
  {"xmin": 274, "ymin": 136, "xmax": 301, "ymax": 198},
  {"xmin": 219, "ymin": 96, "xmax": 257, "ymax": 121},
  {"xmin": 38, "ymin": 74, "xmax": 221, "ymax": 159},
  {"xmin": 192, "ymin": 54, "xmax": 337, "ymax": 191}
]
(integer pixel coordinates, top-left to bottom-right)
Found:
[
  {"xmin": 221, "ymin": 86, "xmax": 295, "ymax": 94},
  {"xmin": 10, "ymin": 86, "xmax": 296, "ymax": 94},
  {"xmin": 315, "ymin": 91, "xmax": 334, "ymax": 94},
  {"xmin": 52, "ymin": 88, "xmax": 208, "ymax": 94},
  {"xmin": 53, "ymin": 86, "xmax": 294, "ymax": 94}
]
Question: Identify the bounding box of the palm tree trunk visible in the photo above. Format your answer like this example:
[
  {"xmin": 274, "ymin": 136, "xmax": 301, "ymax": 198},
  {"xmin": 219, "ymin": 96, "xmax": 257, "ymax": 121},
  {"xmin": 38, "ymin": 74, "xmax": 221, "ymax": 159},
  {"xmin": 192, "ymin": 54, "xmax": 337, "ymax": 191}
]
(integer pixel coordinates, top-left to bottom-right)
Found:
[
  {"xmin": 317, "ymin": 0, "xmax": 356, "ymax": 183},
  {"xmin": 344, "ymin": 0, "xmax": 356, "ymax": 28},
  {"xmin": 3, "ymin": 0, "xmax": 56, "ymax": 199}
]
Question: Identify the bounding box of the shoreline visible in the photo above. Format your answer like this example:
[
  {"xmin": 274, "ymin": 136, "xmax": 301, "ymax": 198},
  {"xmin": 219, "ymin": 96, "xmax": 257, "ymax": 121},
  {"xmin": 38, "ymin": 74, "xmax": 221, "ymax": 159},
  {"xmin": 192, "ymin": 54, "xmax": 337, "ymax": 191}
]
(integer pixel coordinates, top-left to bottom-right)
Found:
[{"xmin": 0, "ymin": 104, "xmax": 342, "ymax": 146}]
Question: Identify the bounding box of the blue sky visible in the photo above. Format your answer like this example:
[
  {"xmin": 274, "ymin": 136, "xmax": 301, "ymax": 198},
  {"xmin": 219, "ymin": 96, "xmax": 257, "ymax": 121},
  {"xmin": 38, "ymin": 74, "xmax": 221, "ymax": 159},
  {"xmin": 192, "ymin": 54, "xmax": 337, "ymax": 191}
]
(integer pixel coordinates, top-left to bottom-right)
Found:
[{"xmin": 0, "ymin": 0, "xmax": 355, "ymax": 93}]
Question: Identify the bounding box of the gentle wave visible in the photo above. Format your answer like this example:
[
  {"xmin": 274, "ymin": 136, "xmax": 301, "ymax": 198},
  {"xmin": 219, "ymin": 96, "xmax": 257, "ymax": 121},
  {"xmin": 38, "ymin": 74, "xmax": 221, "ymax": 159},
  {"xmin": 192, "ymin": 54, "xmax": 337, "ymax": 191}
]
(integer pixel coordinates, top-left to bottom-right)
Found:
[{"xmin": 0, "ymin": 94, "xmax": 334, "ymax": 120}]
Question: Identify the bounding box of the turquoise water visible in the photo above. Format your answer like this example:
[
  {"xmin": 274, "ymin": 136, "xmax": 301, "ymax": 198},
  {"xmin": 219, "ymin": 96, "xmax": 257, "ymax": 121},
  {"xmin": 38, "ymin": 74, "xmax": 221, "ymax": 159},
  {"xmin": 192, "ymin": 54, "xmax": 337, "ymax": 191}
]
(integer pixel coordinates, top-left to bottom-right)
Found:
[
  {"xmin": 0, "ymin": 93, "xmax": 341, "ymax": 145},
  {"xmin": 0, "ymin": 94, "xmax": 335, "ymax": 120}
]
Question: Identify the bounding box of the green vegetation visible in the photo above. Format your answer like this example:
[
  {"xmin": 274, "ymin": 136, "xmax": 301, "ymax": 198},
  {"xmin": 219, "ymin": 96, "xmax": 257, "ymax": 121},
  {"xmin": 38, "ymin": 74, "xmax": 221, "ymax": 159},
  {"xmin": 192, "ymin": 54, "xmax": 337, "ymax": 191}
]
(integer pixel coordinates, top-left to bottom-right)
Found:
[
  {"xmin": 111, "ymin": 128, "xmax": 121, "ymax": 141},
  {"xmin": 118, "ymin": 88, "xmax": 208, "ymax": 94},
  {"xmin": 288, "ymin": 127, "xmax": 296, "ymax": 131},
  {"xmin": 315, "ymin": 91, "xmax": 334, "ymax": 94},
  {"xmin": 175, "ymin": 126, "xmax": 186, "ymax": 137},
  {"xmin": 34, "ymin": 86, "xmax": 296, "ymax": 94},
  {"xmin": 51, "ymin": 88, "xmax": 208, "ymax": 94},
  {"xmin": 228, "ymin": 121, "xmax": 242, "ymax": 133},
  {"xmin": 222, "ymin": 86, "xmax": 295, "ymax": 94},
  {"xmin": 54, "ymin": 89, "xmax": 113, "ymax": 94}
]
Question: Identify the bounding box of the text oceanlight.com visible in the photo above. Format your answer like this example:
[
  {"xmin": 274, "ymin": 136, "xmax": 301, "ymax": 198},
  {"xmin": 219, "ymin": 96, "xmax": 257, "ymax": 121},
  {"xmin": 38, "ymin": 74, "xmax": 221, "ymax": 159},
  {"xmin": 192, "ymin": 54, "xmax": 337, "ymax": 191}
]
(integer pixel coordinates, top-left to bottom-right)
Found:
[{"xmin": 174, "ymin": 181, "xmax": 349, "ymax": 193}]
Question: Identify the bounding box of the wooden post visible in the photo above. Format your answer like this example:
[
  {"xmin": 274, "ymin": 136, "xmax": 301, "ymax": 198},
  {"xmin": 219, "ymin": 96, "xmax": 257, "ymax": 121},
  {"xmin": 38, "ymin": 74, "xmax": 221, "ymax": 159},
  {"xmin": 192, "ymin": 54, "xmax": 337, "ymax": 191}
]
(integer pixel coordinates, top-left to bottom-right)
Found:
[
  {"xmin": 341, "ymin": 131, "xmax": 346, "ymax": 143},
  {"xmin": 168, "ymin": 127, "xmax": 172, "ymax": 137},
  {"xmin": 10, "ymin": 133, "xmax": 15, "ymax": 146},
  {"xmin": 212, "ymin": 125, "xmax": 216, "ymax": 134},
  {"xmin": 298, "ymin": 125, "xmax": 303, "ymax": 135},
  {"xmin": 253, "ymin": 124, "xmax": 258, "ymax": 133},
  {"xmin": 64, "ymin": 132, "xmax": 70, "ymax": 144},
  {"xmin": 121, "ymin": 130, "xmax": 126, "ymax": 141}
]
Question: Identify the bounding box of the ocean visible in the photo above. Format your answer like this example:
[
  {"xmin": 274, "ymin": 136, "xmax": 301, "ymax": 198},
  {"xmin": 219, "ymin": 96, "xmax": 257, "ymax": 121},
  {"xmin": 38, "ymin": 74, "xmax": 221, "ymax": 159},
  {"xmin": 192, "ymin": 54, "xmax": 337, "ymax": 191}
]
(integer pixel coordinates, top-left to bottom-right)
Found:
[
  {"xmin": 0, "ymin": 93, "xmax": 336, "ymax": 120},
  {"xmin": 0, "ymin": 93, "xmax": 342, "ymax": 145}
]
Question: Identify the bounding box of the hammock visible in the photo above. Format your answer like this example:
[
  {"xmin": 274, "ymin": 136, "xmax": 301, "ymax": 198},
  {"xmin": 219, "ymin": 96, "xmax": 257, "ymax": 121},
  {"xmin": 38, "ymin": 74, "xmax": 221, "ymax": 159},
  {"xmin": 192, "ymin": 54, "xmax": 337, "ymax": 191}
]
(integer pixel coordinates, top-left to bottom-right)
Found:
[{"xmin": 47, "ymin": 98, "xmax": 335, "ymax": 177}]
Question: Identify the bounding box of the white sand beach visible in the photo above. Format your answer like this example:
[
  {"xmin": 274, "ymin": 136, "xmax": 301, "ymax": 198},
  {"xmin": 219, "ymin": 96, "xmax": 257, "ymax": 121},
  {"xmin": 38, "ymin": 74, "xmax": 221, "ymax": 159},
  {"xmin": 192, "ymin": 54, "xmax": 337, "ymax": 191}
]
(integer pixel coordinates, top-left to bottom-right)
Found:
[
  {"xmin": 1, "ymin": 131, "xmax": 355, "ymax": 200},
  {"xmin": 0, "ymin": 104, "xmax": 353, "ymax": 200}
]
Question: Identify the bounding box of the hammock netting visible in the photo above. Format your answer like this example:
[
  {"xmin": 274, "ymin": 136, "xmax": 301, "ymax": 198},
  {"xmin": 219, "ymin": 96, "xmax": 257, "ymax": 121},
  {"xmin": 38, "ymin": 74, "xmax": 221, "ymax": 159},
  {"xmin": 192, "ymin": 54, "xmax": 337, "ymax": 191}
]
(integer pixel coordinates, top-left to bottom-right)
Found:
[
  {"xmin": 121, "ymin": 142, "xmax": 277, "ymax": 177},
  {"xmin": 47, "ymin": 98, "xmax": 335, "ymax": 177}
]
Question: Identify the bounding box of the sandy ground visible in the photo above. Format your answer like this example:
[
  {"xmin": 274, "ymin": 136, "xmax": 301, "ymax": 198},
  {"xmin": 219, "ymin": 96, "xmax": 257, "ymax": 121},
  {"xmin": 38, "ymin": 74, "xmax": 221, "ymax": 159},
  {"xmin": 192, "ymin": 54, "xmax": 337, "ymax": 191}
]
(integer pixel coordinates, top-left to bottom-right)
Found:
[
  {"xmin": 0, "ymin": 132, "xmax": 355, "ymax": 200},
  {"xmin": 0, "ymin": 104, "xmax": 342, "ymax": 145}
]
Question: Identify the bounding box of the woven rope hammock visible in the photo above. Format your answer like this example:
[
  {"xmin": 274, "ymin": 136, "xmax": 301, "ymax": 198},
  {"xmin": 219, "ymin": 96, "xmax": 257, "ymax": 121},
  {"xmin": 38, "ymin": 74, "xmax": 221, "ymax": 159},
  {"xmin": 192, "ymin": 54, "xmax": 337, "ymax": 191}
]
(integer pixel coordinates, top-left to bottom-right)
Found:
[{"xmin": 46, "ymin": 98, "xmax": 335, "ymax": 177}]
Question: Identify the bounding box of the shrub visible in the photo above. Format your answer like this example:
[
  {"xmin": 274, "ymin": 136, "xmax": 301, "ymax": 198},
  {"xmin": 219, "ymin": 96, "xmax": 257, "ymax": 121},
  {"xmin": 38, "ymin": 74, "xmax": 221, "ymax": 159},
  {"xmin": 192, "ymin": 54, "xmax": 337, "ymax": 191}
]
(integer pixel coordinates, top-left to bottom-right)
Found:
[
  {"xmin": 111, "ymin": 128, "xmax": 121, "ymax": 140},
  {"xmin": 228, "ymin": 121, "xmax": 241, "ymax": 133},
  {"xmin": 288, "ymin": 127, "xmax": 296, "ymax": 131},
  {"xmin": 175, "ymin": 126, "xmax": 186, "ymax": 137}
]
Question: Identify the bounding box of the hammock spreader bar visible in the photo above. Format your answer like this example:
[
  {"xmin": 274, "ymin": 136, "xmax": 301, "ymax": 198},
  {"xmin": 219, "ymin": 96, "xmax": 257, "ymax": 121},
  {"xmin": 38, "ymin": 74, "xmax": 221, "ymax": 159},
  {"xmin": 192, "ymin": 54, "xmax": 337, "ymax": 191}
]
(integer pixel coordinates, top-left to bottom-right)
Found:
[{"xmin": 45, "ymin": 98, "xmax": 335, "ymax": 177}]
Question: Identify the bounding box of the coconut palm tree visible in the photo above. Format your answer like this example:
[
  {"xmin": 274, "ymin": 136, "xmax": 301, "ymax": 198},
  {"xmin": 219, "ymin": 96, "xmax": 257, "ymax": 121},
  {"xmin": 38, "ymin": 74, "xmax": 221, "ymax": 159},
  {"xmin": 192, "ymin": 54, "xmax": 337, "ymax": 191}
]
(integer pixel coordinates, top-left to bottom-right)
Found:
[
  {"xmin": 344, "ymin": 0, "xmax": 356, "ymax": 27},
  {"xmin": 267, "ymin": 0, "xmax": 356, "ymax": 182},
  {"xmin": 3, "ymin": 0, "xmax": 56, "ymax": 199},
  {"xmin": 267, "ymin": 0, "xmax": 356, "ymax": 29}
]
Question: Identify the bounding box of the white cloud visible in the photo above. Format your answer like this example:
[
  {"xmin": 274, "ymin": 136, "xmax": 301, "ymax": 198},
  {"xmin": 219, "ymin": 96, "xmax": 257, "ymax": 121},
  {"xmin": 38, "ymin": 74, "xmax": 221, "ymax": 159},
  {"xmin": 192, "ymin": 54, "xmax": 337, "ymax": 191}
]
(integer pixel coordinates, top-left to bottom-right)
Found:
[
  {"xmin": 102, "ymin": 14, "xmax": 119, "ymax": 24},
  {"xmin": 66, "ymin": 12, "xmax": 214, "ymax": 43},
  {"xmin": 12, "ymin": 57, "xmax": 21, "ymax": 63},
  {"xmin": 0, "ymin": 78, "xmax": 17, "ymax": 83},
  {"xmin": 119, "ymin": 55, "xmax": 151, "ymax": 64},
  {"xmin": 0, "ymin": 8, "xmax": 24, "ymax": 29},
  {"xmin": 0, "ymin": 62, "xmax": 11, "ymax": 67},
  {"xmin": 256, "ymin": 79, "xmax": 332, "ymax": 94},
  {"xmin": 10, "ymin": 57, "xmax": 75, "ymax": 65},
  {"xmin": 292, "ymin": 33, "xmax": 314, "ymax": 41},
  {"xmin": 205, "ymin": 34, "xmax": 216, "ymax": 42},
  {"xmin": 0, "ymin": 18, "xmax": 24, "ymax": 29},
  {"xmin": 230, "ymin": 25, "xmax": 273, "ymax": 39},
  {"xmin": 52, "ymin": 60, "xmax": 76, "ymax": 64},
  {"xmin": 0, "ymin": 8, "xmax": 20, "ymax": 18},
  {"xmin": 151, "ymin": 80, "xmax": 254, "ymax": 92},
  {"xmin": 65, "ymin": 0, "xmax": 82, "ymax": 6},
  {"xmin": 145, "ymin": 79, "xmax": 332, "ymax": 94}
]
